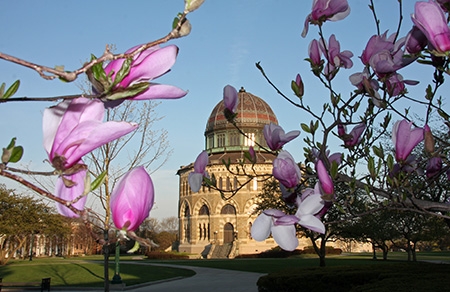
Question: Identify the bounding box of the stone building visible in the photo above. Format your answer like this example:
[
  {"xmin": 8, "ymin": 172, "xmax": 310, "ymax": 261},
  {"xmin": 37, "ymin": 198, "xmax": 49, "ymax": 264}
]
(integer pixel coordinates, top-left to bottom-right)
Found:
[{"xmin": 177, "ymin": 87, "xmax": 281, "ymax": 257}]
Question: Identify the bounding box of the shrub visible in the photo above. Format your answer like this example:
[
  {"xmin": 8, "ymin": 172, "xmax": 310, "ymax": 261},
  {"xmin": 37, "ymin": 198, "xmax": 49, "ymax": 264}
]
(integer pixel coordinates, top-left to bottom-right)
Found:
[
  {"xmin": 300, "ymin": 246, "xmax": 342, "ymax": 255},
  {"xmin": 236, "ymin": 246, "xmax": 302, "ymax": 259},
  {"xmin": 257, "ymin": 262, "xmax": 450, "ymax": 292}
]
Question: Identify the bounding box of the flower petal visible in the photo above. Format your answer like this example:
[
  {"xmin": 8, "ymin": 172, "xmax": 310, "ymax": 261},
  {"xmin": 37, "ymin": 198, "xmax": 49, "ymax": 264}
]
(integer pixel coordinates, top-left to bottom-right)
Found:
[
  {"xmin": 297, "ymin": 193, "xmax": 324, "ymax": 216},
  {"xmin": 55, "ymin": 168, "xmax": 88, "ymax": 218},
  {"xmin": 188, "ymin": 172, "xmax": 203, "ymax": 193},
  {"xmin": 271, "ymin": 224, "xmax": 299, "ymax": 251},
  {"xmin": 299, "ymin": 214, "xmax": 326, "ymax": 234},
  {"xmin": 111, "ymin": 166, "xmax": 154, "ymax": 231},
  {"xmin": 131, "ymin": 84, "xmax": 187, "ymax": 100},
  {"xmin": 251, "ymin": 213, "xmax": 272, "ymax": 241}
]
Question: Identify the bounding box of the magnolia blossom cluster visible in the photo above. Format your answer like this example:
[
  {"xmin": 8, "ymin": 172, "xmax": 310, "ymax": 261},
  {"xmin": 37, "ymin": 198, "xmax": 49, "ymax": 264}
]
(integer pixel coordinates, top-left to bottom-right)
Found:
[{"xmin": 42, "ymin": 43, "xmax": 188, "ymax": 233}]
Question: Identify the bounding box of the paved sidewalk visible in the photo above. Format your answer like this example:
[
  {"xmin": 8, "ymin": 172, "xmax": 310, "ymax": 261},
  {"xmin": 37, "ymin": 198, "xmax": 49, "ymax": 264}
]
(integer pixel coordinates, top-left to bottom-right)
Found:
[{"xmin": 51, "ymin": 262, "xmax": 265, "ymax": 292}]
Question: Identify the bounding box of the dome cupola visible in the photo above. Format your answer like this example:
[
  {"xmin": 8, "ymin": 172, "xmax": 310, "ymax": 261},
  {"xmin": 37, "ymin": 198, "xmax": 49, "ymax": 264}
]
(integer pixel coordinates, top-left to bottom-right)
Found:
[{"xmin": 205, "ymin": 87, "xmax": 278, "ymax": 154}]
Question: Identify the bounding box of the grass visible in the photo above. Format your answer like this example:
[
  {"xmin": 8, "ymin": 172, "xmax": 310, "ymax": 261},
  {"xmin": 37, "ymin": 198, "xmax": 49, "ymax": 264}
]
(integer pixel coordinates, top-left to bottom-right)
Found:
[
  {"xmin": 0, "ymin": 256, "xmax": 195, "ymax": 288},
  {"xmin": 0, "ymin": 252, "xmax": 449, "ymax": 288}
]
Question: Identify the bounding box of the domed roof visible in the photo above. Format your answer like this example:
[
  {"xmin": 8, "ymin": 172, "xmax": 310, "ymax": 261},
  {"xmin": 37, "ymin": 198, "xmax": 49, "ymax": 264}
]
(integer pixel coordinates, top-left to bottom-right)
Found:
[{"xmin": 205, "ymin": 87, "xmax": 278, "ymax": 134}]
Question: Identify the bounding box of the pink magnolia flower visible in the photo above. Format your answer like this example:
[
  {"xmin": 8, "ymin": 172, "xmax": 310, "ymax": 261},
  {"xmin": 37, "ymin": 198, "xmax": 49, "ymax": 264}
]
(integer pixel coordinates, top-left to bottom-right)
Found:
[
  {"xmin": 311, "ymin": 148, "xmax": 342, "ymax": 166},
  {"xmin": 248, "ymin": 146, "xmax": 256, "ymax": 164},
  {"xmin": 43, "ymin": 98, "xmax": 138, "ymax": 217},
  {"xmin": 406, "ymin": 26, "xmax": 428, "ymax": 54},
  {"xmin": 426, "ymin": 157, "xmax": 443, "ymax": 178},
  {"xmin": 292, "ymin": 74, "xmax": 304, "ymax": 97},
  {"xmin": 251, "ymin": 193, "xmax": 325, "ymax": 251},
  {"xmin": 316, "ymin": 159, "xmax": 334, "ymax": 196},
  {"xmin": 309, "ymin": 39, "xmax": 322, "ymax": 67},
  {"xmin": 338, "ymin": 122, "xmax": 366, "ymax": 147},
  {"xmin": 392, "ymin": 120, "xmax": 424, "ymax": 162},
  {"xmin": 55, "ymin": 166, "xmax": 88, "ymax": 218},
  {"xmin": 111, "ymin": 166, "xmax": 154, "ymax": 231},
  {"xmin": 302, "ymin": 0, "xmax": 350, "ymax": 37},
  {"xmin": 412, "ymin": 0, "xmax": 450, "ymax": 54},
  {"xmin": 263, "ymin": 123, "xmax": 300, "ymax": 151},
  {"xmin": 43, "ymin": 97, "xmax": 138, "ymax": 171},
  {"xmin": 223, "ymin": 84, "xmax": 238, "ymax": 114},
  {"xmin": 104, "ymin": 44, "xmax": 187, "ymax": 102},
  {"xmin": 320, "ymin": 34, "xmax": 353, "ymax": 80},
  {"xmin": 272, "ymin": 150, "xmax": 301, "ymax": 189},
  {"xmin": 385, "ymin": 73, "xmax": 418, "ymax": 97},
  {"xmin": 361, "ymin": 32, "xmax": 397, "ymax": 66},
  {"xmin": 188, "ymin": 150, "xmax": 209, "ymax": 192}
]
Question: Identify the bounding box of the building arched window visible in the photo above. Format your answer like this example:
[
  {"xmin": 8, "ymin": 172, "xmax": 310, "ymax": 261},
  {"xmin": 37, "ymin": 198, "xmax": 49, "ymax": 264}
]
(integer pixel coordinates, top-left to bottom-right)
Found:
[
  {"xmin": 199, "ymin": 204, "xmax": 210, "ymax": 216},
  {"xmin": 233, "ymin": 177, "xmax": 238, "ymax": 189},
  {"xmin": 226, "ymin": 177, "xmax": 231, "ymax": 191},
  {"xmin": 221, "ymin": 204, "xmax": 236, "ymax": 215}
]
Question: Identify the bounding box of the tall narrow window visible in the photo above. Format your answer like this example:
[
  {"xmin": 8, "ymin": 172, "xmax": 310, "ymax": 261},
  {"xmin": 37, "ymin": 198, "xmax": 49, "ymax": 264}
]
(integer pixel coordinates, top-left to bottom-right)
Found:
[
  {"xmin": 244, "ymin": 132, "xmax": 255, "ymax": 146},
  {"xmin": 253, "ymin": 177, "xmax": 258, "ymax": 191},
  {"xmin": 217, "ymin": 133, "xmax": 226, "ymax": 147}
]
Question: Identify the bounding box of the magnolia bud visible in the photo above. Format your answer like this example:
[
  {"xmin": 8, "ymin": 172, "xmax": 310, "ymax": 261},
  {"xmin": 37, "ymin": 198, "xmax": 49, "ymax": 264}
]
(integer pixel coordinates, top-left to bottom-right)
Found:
[
  {"xmin": 172, "ymin": 19, "xmax": 192, "ymax": 38},
  {"xmin": 184, "ymin": 0, "xmax": 205, "ymax": 13},
  {"xmin": 424, "ymin": 124, "xmax": 435, "ymax": 153}
]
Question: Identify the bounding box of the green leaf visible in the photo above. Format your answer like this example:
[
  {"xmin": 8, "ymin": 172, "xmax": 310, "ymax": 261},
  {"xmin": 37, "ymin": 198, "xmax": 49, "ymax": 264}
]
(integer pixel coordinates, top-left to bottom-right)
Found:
[
  {"xmin": 330, "ymin": 160, "xmax": 339, "ymax": 179},
  {"xmin": 3, "ymin": 80, "xmax": 20, "ymax": 99},
  {"xmin": 110, "ymin": 58, "xmax": 132, "ymax": 89},
  {"xmin": 300, "ymin": 123, "xmax": 311, "ymax": 133},
  {"xmin": 425, "ymin": 84, "xmax": 433, "ymax": 100},
  {"xmin": 106, "ymin": 82, "xmax": 150, "ymax": 100},
  {"xmin": 372, "ymin": 144, "xmax": 384, "ymax": 159},
  {"xmin": 8, "ymin": 146, "xmax": 23, "ymax": 163},
  {"xmin": 91, "ymin": 170, "xmax": 107, "ymax": 191},
  {"xmin": 367, "ymin": 156, "xmax": 376, "ymax": 179},
  {"xmin": 6, "ymin": 137, "xmax": 16, "ymax": 149},
  {"xmin": 127, "ymin": 241, "xmax": 140, "ymax": 253},
  {"xmin": 0, "ymin": 82, "xmax": 5, "ymax": 98}
]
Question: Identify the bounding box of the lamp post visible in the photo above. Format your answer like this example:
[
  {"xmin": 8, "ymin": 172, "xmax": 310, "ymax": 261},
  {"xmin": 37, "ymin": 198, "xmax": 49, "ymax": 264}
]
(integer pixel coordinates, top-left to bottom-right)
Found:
[
  {"xmin": 111, "ymin": 240, "xmax": 122, "ymax": 284},
  {"xmin": 29, "ymin": 233, "xmax": 34, "ymax": 261}
]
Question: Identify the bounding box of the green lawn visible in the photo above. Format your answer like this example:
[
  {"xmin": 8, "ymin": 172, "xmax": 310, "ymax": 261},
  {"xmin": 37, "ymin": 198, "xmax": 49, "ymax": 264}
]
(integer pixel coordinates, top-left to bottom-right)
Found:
[
  {"xmin": 0, "ymin": 256, "xmax": 195, "ymax": 288},
  {"xmin": 1, "ymin": 252, "xmax": 449, "ymax": 288}
]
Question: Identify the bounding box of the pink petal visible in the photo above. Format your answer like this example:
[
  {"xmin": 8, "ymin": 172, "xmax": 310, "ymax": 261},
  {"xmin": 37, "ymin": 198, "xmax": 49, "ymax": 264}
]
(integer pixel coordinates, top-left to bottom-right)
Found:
[
  {"xmin": 251, "ymin": 213, "xmax": 272, "ymax": 241},
  {"xmin": 55, "ymin": 168, "xmax": 88, "ymax": 218},
  {"xmin": 111, "ymin": 166, "xmax": 154, "ymax": 231},
  {"xmin": 119, "ymin": 45, "xmax": 179, "ymax": 87},
  {"xmin": 193, "ymin": 150, "xmax": 208, "ymax": 173},
  {"xmin": 297, "ymin": 193, "xmax": 324, "ymax": 216},
  {"xmin": 316, "ymin": 159, "xmax": 334, "ymax": 195},
  {"xmin": 299, "ymin": 214, "xmax": 326, "ymax": 234},
  {"xmin": 58, "ymin": 121, "xmax": 138, "ymax": 167},
  {"xmin": 188, "ymin": 172, "xmax": 203, "ymax": 193},
  {"xmin": 131, "ymin": 84, "xmax": 187, "ymax": 100},
  {"xmin": 271, "ymin": 224, "xmax": 299, "ymax": 251}
]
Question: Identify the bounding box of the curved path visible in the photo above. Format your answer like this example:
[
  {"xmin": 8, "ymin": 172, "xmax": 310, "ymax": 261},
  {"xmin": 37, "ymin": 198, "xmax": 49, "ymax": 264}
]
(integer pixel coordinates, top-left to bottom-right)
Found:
[{"xmin": 51, "ymin": 262, "xmax": 265, "ymax": 292}]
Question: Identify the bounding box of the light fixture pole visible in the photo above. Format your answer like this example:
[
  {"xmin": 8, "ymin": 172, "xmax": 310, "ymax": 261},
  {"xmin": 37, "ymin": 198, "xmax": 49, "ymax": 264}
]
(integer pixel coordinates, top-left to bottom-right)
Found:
[{"xmin": 111, "ymin": 240, "xmax": 122, "ymax": 284}]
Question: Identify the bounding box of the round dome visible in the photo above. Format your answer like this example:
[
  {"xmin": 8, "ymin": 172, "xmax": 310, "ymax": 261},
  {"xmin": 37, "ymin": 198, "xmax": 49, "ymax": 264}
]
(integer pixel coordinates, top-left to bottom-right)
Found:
[{"xmin": 205, "ymin": 87, "xmax": 278, "ymax": 134}]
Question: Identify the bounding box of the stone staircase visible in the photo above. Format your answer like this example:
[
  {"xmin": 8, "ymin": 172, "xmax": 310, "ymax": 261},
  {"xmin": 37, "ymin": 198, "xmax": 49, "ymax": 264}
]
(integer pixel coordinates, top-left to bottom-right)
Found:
[{"xmin": 209, "ymin": 243, "xmax": 233, "ymax": 259}]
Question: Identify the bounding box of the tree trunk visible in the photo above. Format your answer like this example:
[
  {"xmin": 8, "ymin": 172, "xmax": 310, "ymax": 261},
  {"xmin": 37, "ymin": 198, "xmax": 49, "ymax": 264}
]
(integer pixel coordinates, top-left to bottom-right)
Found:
[
  {"xmin": 406, "ymin": 240, "xmax": 412, "ymax": 261},
  {"xmin": 412, "ymin": 241, "xmax": 417, "ymax": 262},
  {"xmin": 371, "ymin": 242, "xmax": 377, "ymax": 260},
  {"xmin": 319, "ymin": 235, "xmax": 327, "ymax": 267},
  {"xmin": 382, "ymin": 244, "xmax": 388, "ymax": 260}
]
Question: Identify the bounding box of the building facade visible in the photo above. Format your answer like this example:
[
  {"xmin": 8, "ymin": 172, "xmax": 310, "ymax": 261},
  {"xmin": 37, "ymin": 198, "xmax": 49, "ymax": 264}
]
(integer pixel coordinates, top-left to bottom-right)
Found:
[{"xmin": 177, "ymin": 87, "xmax": 283, "ymax": 257}]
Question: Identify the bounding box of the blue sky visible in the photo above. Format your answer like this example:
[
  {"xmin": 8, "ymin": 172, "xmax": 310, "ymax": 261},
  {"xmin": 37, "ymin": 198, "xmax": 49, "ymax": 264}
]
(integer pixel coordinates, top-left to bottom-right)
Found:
[{"xmin": 0, "ymin": 1, "xmax": 438, "ymax": 220}]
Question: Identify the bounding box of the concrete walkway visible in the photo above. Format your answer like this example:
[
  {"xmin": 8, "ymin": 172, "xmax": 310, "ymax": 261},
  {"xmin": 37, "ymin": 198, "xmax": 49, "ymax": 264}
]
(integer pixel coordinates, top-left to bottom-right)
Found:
[{"xmin": 51, "ymin": 262, "xmax": 266, "ymax": 292}]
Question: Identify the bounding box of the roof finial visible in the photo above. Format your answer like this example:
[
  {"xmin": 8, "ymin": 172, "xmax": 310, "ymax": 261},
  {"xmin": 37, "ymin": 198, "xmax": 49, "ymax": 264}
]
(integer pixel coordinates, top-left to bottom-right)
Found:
[{"xmin": 239, "ymin": 86, "xmax": 245, "ymax": 92}]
